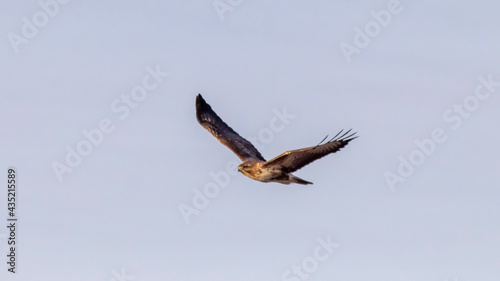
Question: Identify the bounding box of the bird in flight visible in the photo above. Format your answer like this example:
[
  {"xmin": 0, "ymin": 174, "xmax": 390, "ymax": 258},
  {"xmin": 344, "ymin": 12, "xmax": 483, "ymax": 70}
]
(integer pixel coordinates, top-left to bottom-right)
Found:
[{"xmin": 195, "ymin": 94, "xmax": 357, "ymax": 185}]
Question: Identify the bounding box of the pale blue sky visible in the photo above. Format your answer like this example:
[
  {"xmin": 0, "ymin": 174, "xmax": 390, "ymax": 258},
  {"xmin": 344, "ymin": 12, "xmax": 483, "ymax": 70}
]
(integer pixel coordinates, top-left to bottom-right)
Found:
[{"xmin": 1, "ymin": 1, "xmax": 499, "ymax": 280}]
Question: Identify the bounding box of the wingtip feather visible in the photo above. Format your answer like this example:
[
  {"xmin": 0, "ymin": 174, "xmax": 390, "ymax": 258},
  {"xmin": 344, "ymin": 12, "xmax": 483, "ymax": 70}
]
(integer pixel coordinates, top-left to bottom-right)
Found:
[{"xmin": 195, "ymin": 94, "xmax": 212, "ymax": 124}]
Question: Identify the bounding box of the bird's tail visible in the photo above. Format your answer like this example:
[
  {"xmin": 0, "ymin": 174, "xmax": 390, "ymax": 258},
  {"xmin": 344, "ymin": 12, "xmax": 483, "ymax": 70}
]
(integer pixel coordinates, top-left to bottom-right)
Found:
[{"xmin": 290, "ymin": 175, "xmax": 313, "ymax": 185}]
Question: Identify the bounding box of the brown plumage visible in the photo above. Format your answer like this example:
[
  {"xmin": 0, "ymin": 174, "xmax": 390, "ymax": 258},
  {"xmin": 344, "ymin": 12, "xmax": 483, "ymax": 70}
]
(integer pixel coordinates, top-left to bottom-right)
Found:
[{"xmin": 196, "ymin": 94, "xmax": 357, "ymax": 185}]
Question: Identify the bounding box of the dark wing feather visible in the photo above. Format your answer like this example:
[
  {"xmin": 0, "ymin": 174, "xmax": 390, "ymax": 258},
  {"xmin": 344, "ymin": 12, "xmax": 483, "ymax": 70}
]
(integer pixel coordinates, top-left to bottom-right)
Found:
[
  {"xmin": 263, "ymin": 129, "xmax": 357, "ymax": 172},
  {"xmin": 196, "ymin": 94, "xmax": 265, "ymax": 162}
]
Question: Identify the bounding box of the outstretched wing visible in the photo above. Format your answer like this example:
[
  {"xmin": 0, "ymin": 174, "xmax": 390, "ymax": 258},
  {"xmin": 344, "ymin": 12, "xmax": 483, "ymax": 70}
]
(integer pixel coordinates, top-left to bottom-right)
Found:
[
  {"xmin": 196, "ymin": 94, "xmax": 265, "ymax": 162},
  {"xmin": 263, "ymin": 129, "xmax": 357, "ymax": 172}
]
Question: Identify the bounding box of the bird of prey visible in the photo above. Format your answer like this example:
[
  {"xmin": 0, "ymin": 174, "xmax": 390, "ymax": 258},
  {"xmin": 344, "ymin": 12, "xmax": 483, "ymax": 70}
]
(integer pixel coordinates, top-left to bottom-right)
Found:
[{"xmin": 195, "ymin": 94, "xmax": 357, "ymax": 185}]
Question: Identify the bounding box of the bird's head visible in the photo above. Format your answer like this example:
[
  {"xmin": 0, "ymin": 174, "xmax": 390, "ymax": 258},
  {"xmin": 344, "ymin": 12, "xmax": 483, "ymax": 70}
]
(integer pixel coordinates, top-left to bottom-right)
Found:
[{"xmin": 238, "ymin": 163, "xmax": 250, "ymax": 175}]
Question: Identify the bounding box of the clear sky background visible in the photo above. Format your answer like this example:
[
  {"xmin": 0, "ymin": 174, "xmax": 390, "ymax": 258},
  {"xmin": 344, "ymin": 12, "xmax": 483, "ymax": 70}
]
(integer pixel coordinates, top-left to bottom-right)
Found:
[{"xmin": 1, "ymin": 1, "xmax": 499, "ymax": 281}]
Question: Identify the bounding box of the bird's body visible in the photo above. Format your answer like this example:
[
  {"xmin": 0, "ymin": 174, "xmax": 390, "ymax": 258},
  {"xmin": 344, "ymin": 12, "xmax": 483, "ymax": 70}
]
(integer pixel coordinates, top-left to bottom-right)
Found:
[
  {"xmin": 237, "ymin": 160, "xmax": 311, "ymax": 184},
  {"xmin": 195, "ymin": 94, "xmax": 357, "ymax": 185}
]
